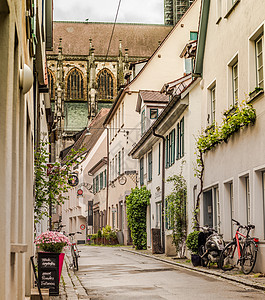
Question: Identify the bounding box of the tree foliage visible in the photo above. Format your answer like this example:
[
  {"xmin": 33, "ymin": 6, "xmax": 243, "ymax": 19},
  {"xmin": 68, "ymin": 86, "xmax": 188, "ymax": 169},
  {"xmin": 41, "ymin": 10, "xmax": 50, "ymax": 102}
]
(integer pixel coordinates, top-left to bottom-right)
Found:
[
  {"xmin": 165, "ymin": 171, "xmax": 187, "ymax": 257},
  {"xmin": 34, "ymin": 140, "xmax": 85, "ymax": 223},
  {"xmin": 126, "ymin": 186, "xmax": 150, "ymax": 250}
]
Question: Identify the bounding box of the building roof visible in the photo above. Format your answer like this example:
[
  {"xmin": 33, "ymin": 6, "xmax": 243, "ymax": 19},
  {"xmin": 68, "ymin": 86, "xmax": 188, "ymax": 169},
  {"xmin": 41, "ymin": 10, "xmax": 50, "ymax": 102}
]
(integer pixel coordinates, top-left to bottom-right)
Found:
[
  {"xmin": 129, "ymin": 78, "xmax": 198, "ymax": 158},
  {"xmin": 61, "ymin": 108, "xmax": 110, "ymax": 162},
  {"xmin": 48, "ymin": 21, "xmax": 173, "ymax": 57},
  {"xmin": 136, "ymin": 90, "xmax": 170, "ymax": 112}
]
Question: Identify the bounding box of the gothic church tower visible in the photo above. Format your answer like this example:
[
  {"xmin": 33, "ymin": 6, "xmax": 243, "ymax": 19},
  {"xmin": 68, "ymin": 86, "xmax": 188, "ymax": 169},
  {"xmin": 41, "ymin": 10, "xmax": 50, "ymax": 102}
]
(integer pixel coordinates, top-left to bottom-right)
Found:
[{"xmin": 164, "ymin": 0, "xmax": 195, "ymax": 25}]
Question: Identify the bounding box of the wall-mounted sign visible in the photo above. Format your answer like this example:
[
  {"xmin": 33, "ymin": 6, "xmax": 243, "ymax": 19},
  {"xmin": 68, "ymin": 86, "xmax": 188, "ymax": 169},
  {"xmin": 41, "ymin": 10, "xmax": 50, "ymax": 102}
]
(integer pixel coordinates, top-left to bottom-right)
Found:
[
  {"xmin": 77, "ymin": 189, "xmax": 83, "ymax": 196},
  {"xmin": 68, "ymin": 174, "xmax": 79, "ymax": 187},
  {"xmin": 80, "ymin": 224, "xmax": 85, "ymax": 230}
]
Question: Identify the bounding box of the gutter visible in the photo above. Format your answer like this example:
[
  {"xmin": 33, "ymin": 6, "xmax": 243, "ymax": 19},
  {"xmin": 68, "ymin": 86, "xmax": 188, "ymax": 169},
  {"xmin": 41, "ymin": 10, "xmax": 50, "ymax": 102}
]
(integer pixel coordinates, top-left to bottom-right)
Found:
[
  {"xmin": 152, "ymin": 127, "xmax": 165, "ymax": 253},
  {"xmin": 194, "ymin": 0, "xmax": 210, "ymax": 76}
]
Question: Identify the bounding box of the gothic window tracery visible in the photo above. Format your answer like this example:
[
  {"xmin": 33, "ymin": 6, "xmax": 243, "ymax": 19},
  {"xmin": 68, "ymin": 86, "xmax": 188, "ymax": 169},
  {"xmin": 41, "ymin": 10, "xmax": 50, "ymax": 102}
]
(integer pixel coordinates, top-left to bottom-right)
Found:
[
  {"xmin": 96, "ymin": 68, "xmax": 114, "ymax": 100},
  {"xmin": 66, "ymin": 68, "xmax": 84, "ymax": 100},
  {"xmin": 48, "ymin": 69, "xmax": 56, "ymax": 100}
]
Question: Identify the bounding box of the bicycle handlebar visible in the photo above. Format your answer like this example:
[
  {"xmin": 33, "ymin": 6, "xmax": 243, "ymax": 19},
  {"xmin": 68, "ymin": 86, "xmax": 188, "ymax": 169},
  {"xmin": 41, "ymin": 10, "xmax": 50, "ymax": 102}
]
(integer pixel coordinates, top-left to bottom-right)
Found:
[{"xmin": 232, "ymin": 219, "xmax": 255, "ymax": 230}]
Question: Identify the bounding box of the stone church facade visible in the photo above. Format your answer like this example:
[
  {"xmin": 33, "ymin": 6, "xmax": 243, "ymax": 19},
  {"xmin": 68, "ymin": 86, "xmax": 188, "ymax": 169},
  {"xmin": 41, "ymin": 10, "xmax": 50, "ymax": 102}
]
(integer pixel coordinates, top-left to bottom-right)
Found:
[{"xmin": 47, "ymin": 22, "xmax": 173, "ymax": 158}]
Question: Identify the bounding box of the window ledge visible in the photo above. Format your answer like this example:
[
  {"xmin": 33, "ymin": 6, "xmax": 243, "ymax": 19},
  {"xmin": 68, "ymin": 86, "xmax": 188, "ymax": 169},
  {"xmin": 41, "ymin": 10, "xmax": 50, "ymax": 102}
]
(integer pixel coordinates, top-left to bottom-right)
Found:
[
  {"xmin": 248, "ymin": 89, "xmax": 264, "ymax": 103},
  {"xmin": 11, "ymin": 244, "xmax": 28, "ymax": 253},
  {"xmin": 224, "ymin": 0, "xmax": 240, "ymax": 19}
]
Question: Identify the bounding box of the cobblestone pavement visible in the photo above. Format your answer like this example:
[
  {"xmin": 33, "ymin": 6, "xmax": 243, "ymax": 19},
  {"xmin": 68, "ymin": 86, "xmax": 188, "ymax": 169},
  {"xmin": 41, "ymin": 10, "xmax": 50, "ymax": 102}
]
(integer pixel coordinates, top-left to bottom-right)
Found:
[{"xmin": 49, "ymin": 245, "xmax": 265, "ymax": 299}]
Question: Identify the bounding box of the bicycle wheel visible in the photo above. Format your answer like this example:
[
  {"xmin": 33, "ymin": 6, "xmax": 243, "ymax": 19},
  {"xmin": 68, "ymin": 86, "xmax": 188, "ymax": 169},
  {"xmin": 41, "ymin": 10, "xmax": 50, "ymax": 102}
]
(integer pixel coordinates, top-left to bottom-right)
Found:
[
  {"xmin": 199, "ymin": 245, "xmax": 208, "ymax": 267},
  {"xmin": 74, "ymin": 253, "xmax": 79, "ymax": 271},
  {"xmin": 220, "ymin": 242, "xmax": 239, "ymax": 271},
  {"xmin": 241, "ymin": 240, "xmax": 257, "ymax": 275}
]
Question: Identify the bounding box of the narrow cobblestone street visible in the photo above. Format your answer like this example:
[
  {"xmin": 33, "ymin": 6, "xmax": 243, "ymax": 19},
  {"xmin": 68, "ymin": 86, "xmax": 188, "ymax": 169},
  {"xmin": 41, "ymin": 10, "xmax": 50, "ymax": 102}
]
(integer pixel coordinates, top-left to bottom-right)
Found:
[{"xmin": 54, "ymin": 245, "xmax": 265, "ymax": 299}]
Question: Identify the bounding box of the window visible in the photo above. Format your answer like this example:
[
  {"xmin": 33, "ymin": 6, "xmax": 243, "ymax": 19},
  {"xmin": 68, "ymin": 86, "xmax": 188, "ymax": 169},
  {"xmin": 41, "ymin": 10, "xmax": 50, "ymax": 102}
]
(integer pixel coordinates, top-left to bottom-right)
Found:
[
  {"xmin": 177, "ymin": 118, "xmax": 184, "ymax": 159},
  {"xmin": 96, "ymin": 68, "xmax": 114, "ymax": 100},
  {"xmin": 150, "ymin": 108, "xmax": 158, "ymax": 119},
  {"xmin": 232, "ymin": 62, "xmax": 238, "ymax": 104},
  {"xmin": 96, "ymin": 175, "xmax": 99, "ymax": 193},
  {"xmin": 66, "ymin": 68, "xmax": 84, "ymax": 100},
  {"xmin": 213, "ymin": 187, "xmax": 220, "ymax": 233},
  {"xmin": 166, "ymin": 129, "xmax": 175, "ymax": 168},
  {"xmin": 122, "ymin": 102, "xmax": 124, "ymax": 126},
  {"xmin": 48, "ymin": 69, "xmax": 55, "ymax": 99},
  {"xmin": 140, "ymin": 157, "xmax": 144, "ymax": 186},
  {"xmin": 230, "ymin": 182, "xmax": 234, "ymax": 238},
  {"xmin": 104, "ymin": 169, "xmax": 107, "ymax": 187},
  {"xmin": 118, "ymin": 151, "xmax": 121, "ymax": 175},
  {"xmin": 158, "ymin": 143, "xmax": 161, "ymax": 175},
  {"xmin": 121, "ymin": 148, "xmax": 124, "ymax": 174},
  {"xmin": 246, "ymin": 177, "xmax": 250, "ymax": 225},
  {"xmin": 115, "ymin": 155, "xmax": 118, "ymax": 178},
  {"xmin": 148, "ymin": 151, "xmax": 152, "ymax": 181},
  {"xmin": 190, "ymin": 31, "xmax": 198, "ymax": 40},
  {"xmin": 211, "ymin": 86, "xmax": 216, "ymax": 123},
  {"xmin": 156, "ymin": 202, "xmax": 162, "ymax": 229},
  {"xmin": 255, "ymin": 35, "xmax": 264, "ymax": 89},
  {"xmin": 141, "ymin": 109, "xmax": 145, "ymax": 135},
  {"xmin": 185, "ymin": 58, "xmax": 193, "ymax": 74},
  {"xmin": 100, "ymin": 172, "xmax": 103, "ymax": 190}
]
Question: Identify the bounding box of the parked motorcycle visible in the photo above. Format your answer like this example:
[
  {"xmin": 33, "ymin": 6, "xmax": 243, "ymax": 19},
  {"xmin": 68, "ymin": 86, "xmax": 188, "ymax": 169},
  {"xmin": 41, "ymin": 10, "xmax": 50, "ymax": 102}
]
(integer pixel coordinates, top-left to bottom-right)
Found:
[{"xmin": 198, "ymin": 226, "xmax": 225, "ymax": 267}]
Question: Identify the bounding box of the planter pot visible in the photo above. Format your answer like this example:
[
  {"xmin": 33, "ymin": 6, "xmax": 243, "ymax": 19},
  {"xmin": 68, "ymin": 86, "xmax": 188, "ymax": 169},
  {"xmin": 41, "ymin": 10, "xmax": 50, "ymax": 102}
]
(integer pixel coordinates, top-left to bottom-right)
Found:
[
  {"xmin": 191, "ymin": 254, "xmax": 201, "ymax": 267},
  {"xmin": 38, "ymin": 252, "xmax": 64, "ymax": 296}
]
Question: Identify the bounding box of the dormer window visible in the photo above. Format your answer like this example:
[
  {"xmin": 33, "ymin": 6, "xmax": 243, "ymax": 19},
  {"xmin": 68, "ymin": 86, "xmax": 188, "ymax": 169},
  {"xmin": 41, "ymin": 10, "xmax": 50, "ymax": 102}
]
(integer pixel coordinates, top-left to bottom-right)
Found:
[{"xmin": 150, "ymin": 108, "xmax": 158, "ymax": 119}]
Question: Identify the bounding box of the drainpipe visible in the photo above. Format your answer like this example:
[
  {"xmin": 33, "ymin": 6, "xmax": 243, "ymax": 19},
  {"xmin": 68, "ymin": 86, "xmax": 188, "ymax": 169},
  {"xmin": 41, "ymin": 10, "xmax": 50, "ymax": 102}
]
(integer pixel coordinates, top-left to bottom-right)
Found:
[{"xmin": 152, "ymin": 127, "xmax": 165, "ymax": 253}]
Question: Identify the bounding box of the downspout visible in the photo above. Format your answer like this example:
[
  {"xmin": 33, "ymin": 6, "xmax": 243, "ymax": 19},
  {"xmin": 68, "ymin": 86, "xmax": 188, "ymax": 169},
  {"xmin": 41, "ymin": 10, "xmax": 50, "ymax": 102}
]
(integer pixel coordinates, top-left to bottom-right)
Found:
[{"xmin": 152, "ymin": 127, "xmax": 165, "ymax": 253}]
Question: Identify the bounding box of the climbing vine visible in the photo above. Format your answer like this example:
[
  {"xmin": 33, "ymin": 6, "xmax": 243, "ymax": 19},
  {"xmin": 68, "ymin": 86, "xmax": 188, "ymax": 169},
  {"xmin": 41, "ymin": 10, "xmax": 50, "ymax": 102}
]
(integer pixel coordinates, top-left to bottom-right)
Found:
[
  {"xmin": 126, "ymin": 186, "xmax": 151, "ymax": 250},
  {"xmin": 34, "ymin": 140, "xmax": 85, "ymax": 223},
  {"xmin": 193, "ymin": 101, "xmax": 256, "ymax": 227},
  {"xmin": 165, "ymin": 169, "xmax": 187, "ymax": 258}
]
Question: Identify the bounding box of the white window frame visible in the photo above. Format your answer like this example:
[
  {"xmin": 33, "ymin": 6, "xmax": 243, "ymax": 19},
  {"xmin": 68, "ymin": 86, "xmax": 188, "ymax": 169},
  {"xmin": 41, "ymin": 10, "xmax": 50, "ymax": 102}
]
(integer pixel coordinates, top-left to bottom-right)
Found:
[
  {"xmin": 211, "ymin": 86, "xmax": 216, "ymax": 123},
  {"xmin": 255, "ymin": 35, "xmax": 264, "ymax": 89},
  {"xmin": 232, "ymin": 62, "xmax": 238, "ymax": 104}
]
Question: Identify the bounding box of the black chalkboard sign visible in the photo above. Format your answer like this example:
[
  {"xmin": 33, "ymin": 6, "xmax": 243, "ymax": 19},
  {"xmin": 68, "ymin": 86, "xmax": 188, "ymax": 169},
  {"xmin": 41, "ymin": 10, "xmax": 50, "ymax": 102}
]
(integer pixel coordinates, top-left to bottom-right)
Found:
[{"xmin": 38, "ymin": 252, "xmax": 60, "ymax": 295}]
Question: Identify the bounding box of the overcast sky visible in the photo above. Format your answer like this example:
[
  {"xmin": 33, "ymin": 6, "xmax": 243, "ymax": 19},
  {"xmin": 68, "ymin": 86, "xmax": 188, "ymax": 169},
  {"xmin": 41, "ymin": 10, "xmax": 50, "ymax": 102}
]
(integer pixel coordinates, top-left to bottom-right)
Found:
[{"xmin": 53, "ymin": 0, "xmax": 164, "ymax": 24}]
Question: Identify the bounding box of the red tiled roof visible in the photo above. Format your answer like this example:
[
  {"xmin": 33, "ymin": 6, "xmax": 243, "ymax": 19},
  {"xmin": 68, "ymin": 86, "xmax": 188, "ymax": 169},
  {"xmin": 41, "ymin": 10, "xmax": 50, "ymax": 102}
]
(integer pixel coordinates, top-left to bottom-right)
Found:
[
  {"xmin": 139, "ymin": 90, "xmax": 170, "ymax": 103},
  {"xmin": 48, "ymin": 22, "xmax": 173, "ymax": 57}
]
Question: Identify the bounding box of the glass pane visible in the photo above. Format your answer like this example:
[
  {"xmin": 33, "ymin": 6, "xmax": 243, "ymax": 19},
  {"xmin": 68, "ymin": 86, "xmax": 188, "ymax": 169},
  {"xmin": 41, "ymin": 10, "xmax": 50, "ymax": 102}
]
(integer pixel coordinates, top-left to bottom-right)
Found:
[
  {"xmin": 258, "ymin": 54, "xmax": 263, "ymax": 68},
  {"xmin": 257, "ymin": 39, "xmax": 262, "ymax": 54}
]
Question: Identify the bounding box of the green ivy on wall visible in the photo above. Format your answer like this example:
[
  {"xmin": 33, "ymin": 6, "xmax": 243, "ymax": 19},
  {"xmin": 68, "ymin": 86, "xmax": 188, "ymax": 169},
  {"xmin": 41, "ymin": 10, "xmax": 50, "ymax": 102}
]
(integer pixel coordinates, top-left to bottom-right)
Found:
[
  {"xmin": 126, "ymin": 186, "xmax": 151, "ymax": 250},
  {"xmin": 193, "ymin": 101, "xmax": 256, "ymax": 227},
  {"xmin": 165, "ymin": 169, "xmax": 187, "ymax": 258}
]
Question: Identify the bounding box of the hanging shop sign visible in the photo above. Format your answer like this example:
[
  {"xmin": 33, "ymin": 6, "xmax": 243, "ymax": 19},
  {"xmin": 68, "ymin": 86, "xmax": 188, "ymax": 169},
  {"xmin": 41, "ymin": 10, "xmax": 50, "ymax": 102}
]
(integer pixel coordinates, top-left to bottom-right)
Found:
[{"xmin": 68, "ymin": 174, "xmax": 79, "ymax": 187}]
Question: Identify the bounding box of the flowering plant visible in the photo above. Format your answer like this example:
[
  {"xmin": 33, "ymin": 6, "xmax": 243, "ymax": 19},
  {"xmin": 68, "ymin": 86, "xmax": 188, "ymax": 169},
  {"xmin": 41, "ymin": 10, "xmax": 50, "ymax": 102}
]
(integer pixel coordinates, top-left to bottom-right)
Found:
[{"xmin": 34, "ymin": 231, "xmax": 71, "ymax": 253}]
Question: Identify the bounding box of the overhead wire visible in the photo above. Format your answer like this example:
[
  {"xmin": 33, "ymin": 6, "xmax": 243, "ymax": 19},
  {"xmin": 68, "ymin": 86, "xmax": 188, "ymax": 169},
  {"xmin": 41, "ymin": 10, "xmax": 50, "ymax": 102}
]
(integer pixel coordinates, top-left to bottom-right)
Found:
[{"xmin": 104, "ymin": 0, "xmax": 122, "ymax": 63}]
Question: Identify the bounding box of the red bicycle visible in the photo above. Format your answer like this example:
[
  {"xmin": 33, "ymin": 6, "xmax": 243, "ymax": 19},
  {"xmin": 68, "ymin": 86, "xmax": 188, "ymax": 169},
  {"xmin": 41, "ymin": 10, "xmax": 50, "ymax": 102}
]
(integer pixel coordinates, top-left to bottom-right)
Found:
[{"xmin": 220, "ymin": 219, "xmax": 259, "ymax": 274}]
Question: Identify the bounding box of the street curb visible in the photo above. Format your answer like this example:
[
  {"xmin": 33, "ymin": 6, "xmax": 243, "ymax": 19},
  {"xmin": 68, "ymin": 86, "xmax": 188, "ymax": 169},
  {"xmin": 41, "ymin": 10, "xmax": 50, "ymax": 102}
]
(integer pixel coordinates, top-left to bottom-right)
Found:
[{"xmin": 121, "ymin": 248, "xmax": 265, "ymax": 292}]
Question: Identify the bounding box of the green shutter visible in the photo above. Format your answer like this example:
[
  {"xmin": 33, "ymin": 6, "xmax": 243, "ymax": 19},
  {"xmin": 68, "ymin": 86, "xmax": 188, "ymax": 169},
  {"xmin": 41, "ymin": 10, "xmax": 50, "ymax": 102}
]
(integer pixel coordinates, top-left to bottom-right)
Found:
[
  {"xmin": 104, "ymin": 169, "xmax": 107, "ymax": 187},
  {"xmin": 172, "ymin": 129, "xmax": 175, "ymax": 163},
  {"xmin": 181, "ymin": 118, "xmax": 184, "ymax": 157},
  {"xmin": 177, "ymin": 123, "xmax": 180, "ymax": 160}
]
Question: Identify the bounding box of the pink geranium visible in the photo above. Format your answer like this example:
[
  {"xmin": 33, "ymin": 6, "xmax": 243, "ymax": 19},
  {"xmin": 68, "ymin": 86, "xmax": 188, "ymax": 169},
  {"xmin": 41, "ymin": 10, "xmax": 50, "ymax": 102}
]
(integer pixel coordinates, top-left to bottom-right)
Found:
[{"xmin": 34, "ymin": 231, "xmax": 71, "ymax": 253}]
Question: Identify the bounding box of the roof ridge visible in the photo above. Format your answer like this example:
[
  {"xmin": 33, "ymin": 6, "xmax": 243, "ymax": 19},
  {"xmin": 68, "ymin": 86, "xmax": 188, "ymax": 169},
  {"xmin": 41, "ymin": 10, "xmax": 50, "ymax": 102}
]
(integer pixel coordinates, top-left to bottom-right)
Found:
[{"xmin": 53, "ymin": 21, "xmax": 172, "ymax": 27}]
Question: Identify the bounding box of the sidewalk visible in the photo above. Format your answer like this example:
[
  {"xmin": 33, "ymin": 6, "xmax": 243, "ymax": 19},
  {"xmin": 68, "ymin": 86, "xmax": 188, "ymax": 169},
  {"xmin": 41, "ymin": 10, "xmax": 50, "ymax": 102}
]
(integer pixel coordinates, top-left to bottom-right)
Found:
[
  {"xmin": 121, "ymin": 247, "xmax": 265, "ymax": 292},
  {"xmin": 51, "ymin": 246, "xmax": 265, "ymax": 299},
  {"xmin": 50, "ymin": 252, "xmax": 88, "ymax": 300}
]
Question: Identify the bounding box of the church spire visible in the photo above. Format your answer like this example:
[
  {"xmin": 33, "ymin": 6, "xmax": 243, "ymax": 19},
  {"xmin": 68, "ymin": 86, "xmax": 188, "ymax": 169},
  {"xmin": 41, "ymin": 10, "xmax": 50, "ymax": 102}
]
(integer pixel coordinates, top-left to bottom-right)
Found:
[{"xmin": 164, "ymin": 0, "xmax": 195, "ymax": 26}]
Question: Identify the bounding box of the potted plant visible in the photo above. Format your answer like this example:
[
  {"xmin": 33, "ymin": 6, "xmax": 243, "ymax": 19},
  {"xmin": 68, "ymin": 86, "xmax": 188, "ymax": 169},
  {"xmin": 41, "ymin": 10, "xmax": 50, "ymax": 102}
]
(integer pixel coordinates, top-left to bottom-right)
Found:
[
  {"xmin": 186, "ymin": 231, "xmax": 201, "ymax": 267},
  {"xmin": 34, "ymin": 231, "xmax": 71, "ymax": 295}
]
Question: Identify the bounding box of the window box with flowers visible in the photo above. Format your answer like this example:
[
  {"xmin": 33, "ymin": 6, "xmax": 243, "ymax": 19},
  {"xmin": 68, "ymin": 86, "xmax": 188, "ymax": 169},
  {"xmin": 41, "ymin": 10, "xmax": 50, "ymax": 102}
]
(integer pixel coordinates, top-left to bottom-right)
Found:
[{"xmin": 34, "ymin": 231, "xmax": 71, "ymax": 295}]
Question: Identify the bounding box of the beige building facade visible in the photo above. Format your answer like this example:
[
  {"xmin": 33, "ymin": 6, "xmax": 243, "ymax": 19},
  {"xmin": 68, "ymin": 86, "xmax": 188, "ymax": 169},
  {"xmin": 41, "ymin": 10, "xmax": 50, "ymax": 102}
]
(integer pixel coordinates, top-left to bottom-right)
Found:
[
  {"xmin": 0, "ymin": 0, "xmax": 52, "ymax": 298},
  {"xmin": 194, "ymin": 0, "xmax": 265, "ymax": 272}
]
